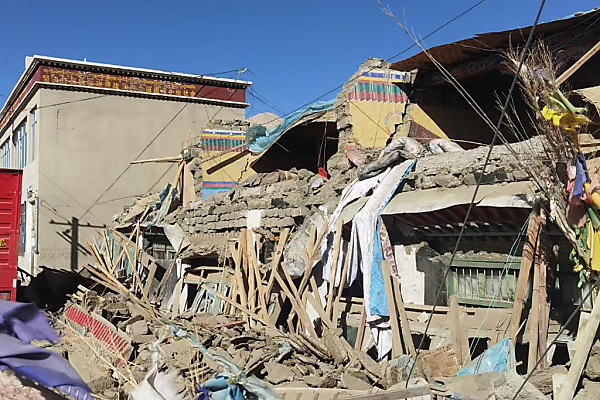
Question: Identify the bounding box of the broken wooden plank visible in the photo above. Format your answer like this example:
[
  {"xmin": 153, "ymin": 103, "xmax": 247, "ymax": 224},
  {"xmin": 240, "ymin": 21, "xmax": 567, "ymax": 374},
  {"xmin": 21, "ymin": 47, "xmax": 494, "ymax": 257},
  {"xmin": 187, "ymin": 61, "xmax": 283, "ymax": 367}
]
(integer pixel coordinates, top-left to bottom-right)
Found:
[
  {"xmin": 528, "ymin": 209, "xmax": 546, "ymax": 373},
  {"xmin": 382, "ymin": 259, "xmax": 402, "ymax": 358},
  {"xmin": 355, "ymin": 307, "xmax": 367, "ymax": 351},
  {"xmin": 143, "ymin": 262, "xmax": 157, "ymax": 299},
  {"xmin": 274, "ymin": 272, "xmax": 318, "ymax": 338},
  {"xmin": 450, "ymin": 295, "xmax": 470, "ymax": 365},
  {"xmin": 556, "ymin": 290, "xmax": 600, "ymax": 400},
  {"xmin": 265, "ymin": 228, "xmax": 290, "ymax": 300},
  {"xmin": 509, "ymin": 207, "xmax": 542, "ymax": 341},
  {"xmin": 326, "ymin": 220, "xmax": 343, "ymax": 320},
  {"xmin": 557, "ymin": 40, "xmax": 600, "ymax": 85}
]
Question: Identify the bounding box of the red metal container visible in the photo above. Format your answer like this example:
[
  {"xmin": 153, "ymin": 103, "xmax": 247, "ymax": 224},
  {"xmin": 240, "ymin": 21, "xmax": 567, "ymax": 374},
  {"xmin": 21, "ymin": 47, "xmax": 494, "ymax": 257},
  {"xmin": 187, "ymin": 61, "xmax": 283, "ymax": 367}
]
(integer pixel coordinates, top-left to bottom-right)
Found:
[{"xmin": 0, "ymin": 169, "xmax": 22, "ymax": 301}]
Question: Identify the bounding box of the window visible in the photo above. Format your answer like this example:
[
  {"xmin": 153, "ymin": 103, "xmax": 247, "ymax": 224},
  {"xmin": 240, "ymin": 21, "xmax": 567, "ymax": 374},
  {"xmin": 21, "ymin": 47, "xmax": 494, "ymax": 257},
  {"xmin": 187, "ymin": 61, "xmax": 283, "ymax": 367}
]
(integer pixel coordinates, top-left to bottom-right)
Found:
[
  {"xmin": 29, "ymin": 108, "xmax": 37, "ymax": 161},
  {"xmin": 0, "ymin": 139, "xmax": 10, "ymax": 168},
  {"xmin": 13, "ymin": 122, "xmax": 27, "ymax": 169},
  {"xmin": 19, "ymin": 203, "xmax": 26, "ymax": 255}
]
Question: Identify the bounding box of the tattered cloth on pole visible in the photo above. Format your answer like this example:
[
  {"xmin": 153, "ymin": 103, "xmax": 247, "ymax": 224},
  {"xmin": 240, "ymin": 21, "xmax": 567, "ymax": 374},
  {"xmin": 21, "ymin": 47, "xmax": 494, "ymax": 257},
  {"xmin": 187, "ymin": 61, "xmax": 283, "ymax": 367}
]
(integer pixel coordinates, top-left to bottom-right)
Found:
[
  {"xmin": 0, "ymin": 301, "xmax": 95, "ymax": 400},
  {"xmin": 320, "ymin": 160, "xmax": 416, "ymax": 359}
]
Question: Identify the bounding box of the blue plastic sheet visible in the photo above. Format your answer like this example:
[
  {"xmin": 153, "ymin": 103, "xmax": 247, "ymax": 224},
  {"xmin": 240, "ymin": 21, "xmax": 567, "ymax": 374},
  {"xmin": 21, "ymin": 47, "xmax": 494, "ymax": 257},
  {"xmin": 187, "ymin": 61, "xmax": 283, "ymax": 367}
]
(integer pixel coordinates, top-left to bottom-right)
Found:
[
  {"xmin": 0, "ymin": 301, "xmax": 95, "ymax": 400},
  {"xmin": 456, "ymin": 338, "xmax": 515, "ymax": 376},
  {"xmin": 368, "ymin": 160, "xmax": 416, "ymax": 317},
  {"xmin": 247, "ymin": 99, "xmax": 335, "ymax": 154}
]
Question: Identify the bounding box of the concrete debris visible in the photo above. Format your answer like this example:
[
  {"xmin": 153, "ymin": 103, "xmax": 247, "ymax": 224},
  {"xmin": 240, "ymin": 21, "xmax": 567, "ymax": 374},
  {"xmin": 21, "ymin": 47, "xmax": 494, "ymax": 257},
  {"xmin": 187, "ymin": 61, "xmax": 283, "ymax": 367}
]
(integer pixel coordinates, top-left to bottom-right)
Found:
[
  {"xmin": 574, "ymin": 379, "xmax": 600, "ymax": 400},
  {"xmin": 341, "ymin": 371, "xmax": 372, "ymax": 390},
  {"xmin": 529, "ymin": 365, "xmax": 568, "ymax": 394},
  {"xmin": 585, "ymin": 341, "xmax": 600, "ymax": 381}
]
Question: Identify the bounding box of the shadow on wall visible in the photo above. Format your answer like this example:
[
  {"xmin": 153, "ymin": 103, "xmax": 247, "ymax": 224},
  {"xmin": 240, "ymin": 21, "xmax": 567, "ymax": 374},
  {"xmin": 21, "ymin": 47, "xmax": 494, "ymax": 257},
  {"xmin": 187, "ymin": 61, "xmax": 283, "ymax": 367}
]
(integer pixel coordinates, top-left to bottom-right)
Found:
[
  {"xmin": 19, "ymin": 267, "xmax": 92, "ymax": 312},
  {"xmin": 50, "ymin": 216, "xmax": 104, "ymax": 271}
]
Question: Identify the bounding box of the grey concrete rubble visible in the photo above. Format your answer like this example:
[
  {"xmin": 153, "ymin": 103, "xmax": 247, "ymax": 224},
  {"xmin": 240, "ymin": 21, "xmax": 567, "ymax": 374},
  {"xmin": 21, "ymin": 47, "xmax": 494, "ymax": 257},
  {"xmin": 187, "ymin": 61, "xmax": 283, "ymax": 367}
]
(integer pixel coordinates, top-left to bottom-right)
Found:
[{"xmin": 159, "ymin": 135, "xmax": 545, "ymax": 277}]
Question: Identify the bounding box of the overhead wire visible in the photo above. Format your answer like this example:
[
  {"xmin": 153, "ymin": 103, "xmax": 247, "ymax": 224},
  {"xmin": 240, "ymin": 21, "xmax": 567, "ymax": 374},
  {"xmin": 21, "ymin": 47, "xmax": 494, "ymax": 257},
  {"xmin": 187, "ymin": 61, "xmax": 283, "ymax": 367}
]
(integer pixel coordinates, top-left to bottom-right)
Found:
[
  {"xmin": 385, "ymin": 0, "xmax": 548, "ymax": 383},
  {"xmin": 254, "ymin": 0, "xmax": 490, "ymax": 128},
  {"xmin": 465, "ymin": 215, "xmax": 530, "ymax": 361},
  {"xmin": 510, "ymin": 273, "xmax": 600, "ymax": 399}
]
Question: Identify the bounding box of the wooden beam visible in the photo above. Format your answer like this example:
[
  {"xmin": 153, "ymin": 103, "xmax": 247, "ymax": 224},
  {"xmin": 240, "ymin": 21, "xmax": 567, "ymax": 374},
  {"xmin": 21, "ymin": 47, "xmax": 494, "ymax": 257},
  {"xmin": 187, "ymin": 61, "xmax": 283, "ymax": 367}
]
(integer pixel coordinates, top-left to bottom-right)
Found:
[
  {"xmin": 509, "ymin": 207, "xmax": 542, "ymax": 342},
  {"xmin": 450, "ymin": 295, "xmax": 470, "ymax": 365},
  {"xmin": 326, "ymin": 220, "xmax": 343, "ymax": 320},
  {"xmin": 557, "ymin": 291, "xmax": 600, "ymax": 400},
  {"xmin": 343, "ymin": 385, "xmax": 430, "ymax": 400},
  {"xmin": 528, "ymin": 209, "xmax": 546, "ymax": 373},
  {"xmin": 130, "ymin": 155, "xmax": 182, "ymax": 164},
  {"xmin": 382, "ymin": 260, "xmax": 403, "ymax": 358},
  {"xmin": 392, "ymin": 277, "xmax": 417, "ymax": 357},
  {"xmin": 355, "ymin": 307, "xmax": 367, "ymax": 351},
  {"xmin": 201, "ymin": 284, "xmax": 277, "ymax": 330},
  {"xmin": 557, "ymin": 40, "xmax": 600, "ymax": 85}
]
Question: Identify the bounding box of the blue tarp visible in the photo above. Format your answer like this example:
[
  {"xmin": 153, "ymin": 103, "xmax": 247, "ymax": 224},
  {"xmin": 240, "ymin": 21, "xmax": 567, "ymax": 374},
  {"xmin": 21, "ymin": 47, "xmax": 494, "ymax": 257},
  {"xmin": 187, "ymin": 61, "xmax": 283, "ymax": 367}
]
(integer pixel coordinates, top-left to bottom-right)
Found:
[
  {"xmin": 247, "ymin": 99, "xmax": 335, "ymax": 154},
  {"xmin": 456, "ymin": 338, "xmax": 515, "ymax": 376}
]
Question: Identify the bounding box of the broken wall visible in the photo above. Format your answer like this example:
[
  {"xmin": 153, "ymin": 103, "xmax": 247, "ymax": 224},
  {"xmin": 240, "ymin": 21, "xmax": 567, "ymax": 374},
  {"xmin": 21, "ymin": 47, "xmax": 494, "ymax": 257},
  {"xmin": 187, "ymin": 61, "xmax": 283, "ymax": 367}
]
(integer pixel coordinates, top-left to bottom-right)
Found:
[{"xmin": 185, "ymin": 119, "xmax": 257, "ymax": 199}]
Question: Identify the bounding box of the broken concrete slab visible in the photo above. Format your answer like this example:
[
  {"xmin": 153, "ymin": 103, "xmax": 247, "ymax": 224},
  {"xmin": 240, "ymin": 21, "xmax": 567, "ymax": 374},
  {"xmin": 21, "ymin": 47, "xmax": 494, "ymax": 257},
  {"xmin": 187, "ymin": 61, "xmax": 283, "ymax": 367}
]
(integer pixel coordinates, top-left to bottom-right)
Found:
[
  {"xmin": 264, "ymin": 362, "xmax": 296, "ymax": 384},
  {"xmin": 574, "ymin": 379, "xmax": 600, "ymax": 400},
  {"xmin": 341, "ymin": 371, "xmax": 372, "ymax": 390},
  {"xmin": 126, "ymin": 319, "xmax": 149, "ymax": 336},
  {"xmin": 585, "ymin": 341, "xmax": 600, "ymax": 381},
  {"xmin": 529, "ymin": 365, "xmax": 568, "ymax": 395}
]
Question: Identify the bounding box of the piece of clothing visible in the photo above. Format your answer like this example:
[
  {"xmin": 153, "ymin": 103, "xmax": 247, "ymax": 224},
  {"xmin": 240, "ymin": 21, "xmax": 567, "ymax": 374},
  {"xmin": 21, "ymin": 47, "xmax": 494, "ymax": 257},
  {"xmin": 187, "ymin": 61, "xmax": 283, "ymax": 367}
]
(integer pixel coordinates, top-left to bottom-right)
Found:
[
  {"xmin": 573, "ymin": 154, "xmax": 589, "ymax": 199},
  {"xmin": 349, "ymin": 160, "xmax": 415, "ymax": 359},
  {"xmin": 0, "ymin": 301, "xmax": 94, "ymax": 400},
  {"xmin": 321, "ymin": 171, "xmax": 392, "ymax": 287}
]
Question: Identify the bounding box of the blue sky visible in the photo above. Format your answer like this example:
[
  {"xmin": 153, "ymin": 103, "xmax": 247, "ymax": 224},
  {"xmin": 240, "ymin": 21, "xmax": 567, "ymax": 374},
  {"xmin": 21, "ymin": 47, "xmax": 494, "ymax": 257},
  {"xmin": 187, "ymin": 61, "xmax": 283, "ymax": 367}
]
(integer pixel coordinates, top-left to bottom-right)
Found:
[{"xmin": 0, "ymin": 0, "xmax": 597, "ymax": 118}]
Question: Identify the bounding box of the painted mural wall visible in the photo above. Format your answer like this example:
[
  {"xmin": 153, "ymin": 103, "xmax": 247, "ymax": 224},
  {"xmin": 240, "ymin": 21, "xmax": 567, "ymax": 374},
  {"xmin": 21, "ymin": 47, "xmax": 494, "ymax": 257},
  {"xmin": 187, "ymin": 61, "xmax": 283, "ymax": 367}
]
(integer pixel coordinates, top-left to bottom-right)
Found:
[
  {"xmin": 346, "ymin": 69, "xmax": 409, "ymax": 148},
  {"xmin": 199, "ymin": 128, "xmax": 256, "ymax": 199},
  {"xmin": 346, "ymin": 69, "xmax": 448, "ymax": 148}
]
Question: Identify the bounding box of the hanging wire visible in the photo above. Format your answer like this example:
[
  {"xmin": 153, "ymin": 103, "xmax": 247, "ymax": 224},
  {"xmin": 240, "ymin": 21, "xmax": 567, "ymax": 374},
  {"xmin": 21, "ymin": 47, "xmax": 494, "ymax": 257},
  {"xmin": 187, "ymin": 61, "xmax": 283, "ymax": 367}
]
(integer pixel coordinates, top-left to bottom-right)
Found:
[{"xmin": 385, "ymin": 0, "xmax": 548, "ymax": 383}]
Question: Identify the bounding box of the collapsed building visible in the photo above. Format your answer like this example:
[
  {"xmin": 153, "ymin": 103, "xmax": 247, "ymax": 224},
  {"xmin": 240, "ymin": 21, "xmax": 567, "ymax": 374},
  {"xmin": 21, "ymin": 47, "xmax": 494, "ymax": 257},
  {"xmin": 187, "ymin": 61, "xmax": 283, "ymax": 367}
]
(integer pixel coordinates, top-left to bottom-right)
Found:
[{"xmin": 17, "ymin": 7, "xmax": 600, "ymax": 400}]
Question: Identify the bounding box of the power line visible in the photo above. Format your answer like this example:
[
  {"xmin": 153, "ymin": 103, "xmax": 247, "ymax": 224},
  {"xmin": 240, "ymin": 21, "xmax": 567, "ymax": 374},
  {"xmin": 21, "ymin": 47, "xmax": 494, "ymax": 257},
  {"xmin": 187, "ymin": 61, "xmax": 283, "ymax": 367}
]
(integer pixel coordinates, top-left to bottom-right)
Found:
[
  {"xmin": 247, "ymin": 87, "xmax": 286, "ymax": 115},
  {"xmin": 404, "ymin": 0, "xmax": 547, "ymax": 383},
  {"xmin": 255, "ymin": 0, "xmax": 490, "ymax": 128},
  {"xmin": 78, "ymin": 101, "xmax": 192, "ymax": 220},
  {"xmin": 510, "ymin": 273, "xmax": 600, "ymax": 399},
  {"xmin": 0, "ymin": 0, "xmax": 35, "ymax": 72}
]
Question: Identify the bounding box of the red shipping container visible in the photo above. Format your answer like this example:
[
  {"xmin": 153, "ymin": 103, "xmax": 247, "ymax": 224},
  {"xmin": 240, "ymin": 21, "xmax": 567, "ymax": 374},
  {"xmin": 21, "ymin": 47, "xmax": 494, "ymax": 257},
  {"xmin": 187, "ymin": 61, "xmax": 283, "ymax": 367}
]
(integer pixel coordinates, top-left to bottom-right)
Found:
[{"xmin": 0, "ymin": 169, "xmax": 22, "ymax": 301}]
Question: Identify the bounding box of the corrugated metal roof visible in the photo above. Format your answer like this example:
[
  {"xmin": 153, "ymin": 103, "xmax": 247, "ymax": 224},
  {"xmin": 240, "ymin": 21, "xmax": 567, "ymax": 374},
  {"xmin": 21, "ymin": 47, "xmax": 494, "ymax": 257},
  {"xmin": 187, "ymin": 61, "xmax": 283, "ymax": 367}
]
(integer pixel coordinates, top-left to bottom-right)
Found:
[{"xmin": 382, "ymin": 181, "xmax": 536, "ymax": 215}]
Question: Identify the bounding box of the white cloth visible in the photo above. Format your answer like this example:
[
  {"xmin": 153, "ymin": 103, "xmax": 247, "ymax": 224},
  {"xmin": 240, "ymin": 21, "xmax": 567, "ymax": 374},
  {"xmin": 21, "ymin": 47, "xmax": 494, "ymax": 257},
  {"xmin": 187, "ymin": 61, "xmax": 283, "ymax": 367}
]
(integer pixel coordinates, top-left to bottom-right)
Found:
[{"xmin": 320, "ymin": 172, "xmax": 391, "ymax": 286}]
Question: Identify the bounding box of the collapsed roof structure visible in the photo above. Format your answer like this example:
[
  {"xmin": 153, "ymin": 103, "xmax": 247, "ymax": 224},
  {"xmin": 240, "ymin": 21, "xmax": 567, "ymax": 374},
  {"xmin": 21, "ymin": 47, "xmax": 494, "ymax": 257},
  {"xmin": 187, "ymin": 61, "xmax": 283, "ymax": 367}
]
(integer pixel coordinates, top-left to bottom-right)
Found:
[{"xmin": 32, "ymin": 7, "xmax": 600, "ymax": 400}]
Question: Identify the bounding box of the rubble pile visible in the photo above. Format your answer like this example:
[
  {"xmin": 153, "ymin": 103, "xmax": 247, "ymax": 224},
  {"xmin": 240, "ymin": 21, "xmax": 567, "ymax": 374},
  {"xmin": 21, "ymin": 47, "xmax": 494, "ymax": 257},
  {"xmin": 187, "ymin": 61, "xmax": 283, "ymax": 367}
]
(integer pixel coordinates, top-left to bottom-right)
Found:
[{"xmin": 55, "ymin": 288, "xmax": 427, "ymax": 400}]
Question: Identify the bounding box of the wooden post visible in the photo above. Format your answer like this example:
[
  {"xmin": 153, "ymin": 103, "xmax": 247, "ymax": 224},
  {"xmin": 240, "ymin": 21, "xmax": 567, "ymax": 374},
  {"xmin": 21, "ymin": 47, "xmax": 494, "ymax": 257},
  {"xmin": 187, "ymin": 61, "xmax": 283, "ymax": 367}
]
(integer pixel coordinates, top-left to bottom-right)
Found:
[
  {"xmin": 557, "ymin": 291, "xmax": 600, "ymax": 400},
  {"xmin": 355, "ymin": 307, "xmax": 367, "ymax": 351},
  {"xmin": 538, "ymin": 210, "xmax": 549, "ymax": 369},
  {"xmin": 557, "ymin": 40, "xmax": 600, "ymax": 85},
  {"xmin": 326, "ymin": 220, "xmax": 343, "ymax": 320},
  {"xmin": 382, "ymin": 260, "xmax": 403, "ymax": 357},
  {"xmin": 450, "ymin": 295, "xmax": 470, "ymax": 365},
  {"xmin": 510, "ymin": 206, "xmax": 542, "ymax": 342},
  {"xmin": 392, "ymin": 277, "xmax": 417, "ymax": 357},
  {"xmin": 528, "ymin": 209, "xmax": 547, "ymax": 373}
]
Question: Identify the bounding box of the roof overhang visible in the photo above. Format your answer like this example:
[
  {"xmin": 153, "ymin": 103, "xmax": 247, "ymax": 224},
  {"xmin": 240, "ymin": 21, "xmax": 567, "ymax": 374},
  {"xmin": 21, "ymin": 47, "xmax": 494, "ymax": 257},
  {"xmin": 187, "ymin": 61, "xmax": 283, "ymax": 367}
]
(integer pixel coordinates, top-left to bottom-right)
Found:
[{"xmin": 337, "ymin": 181, "xmax": 536, "ymax": 225}]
